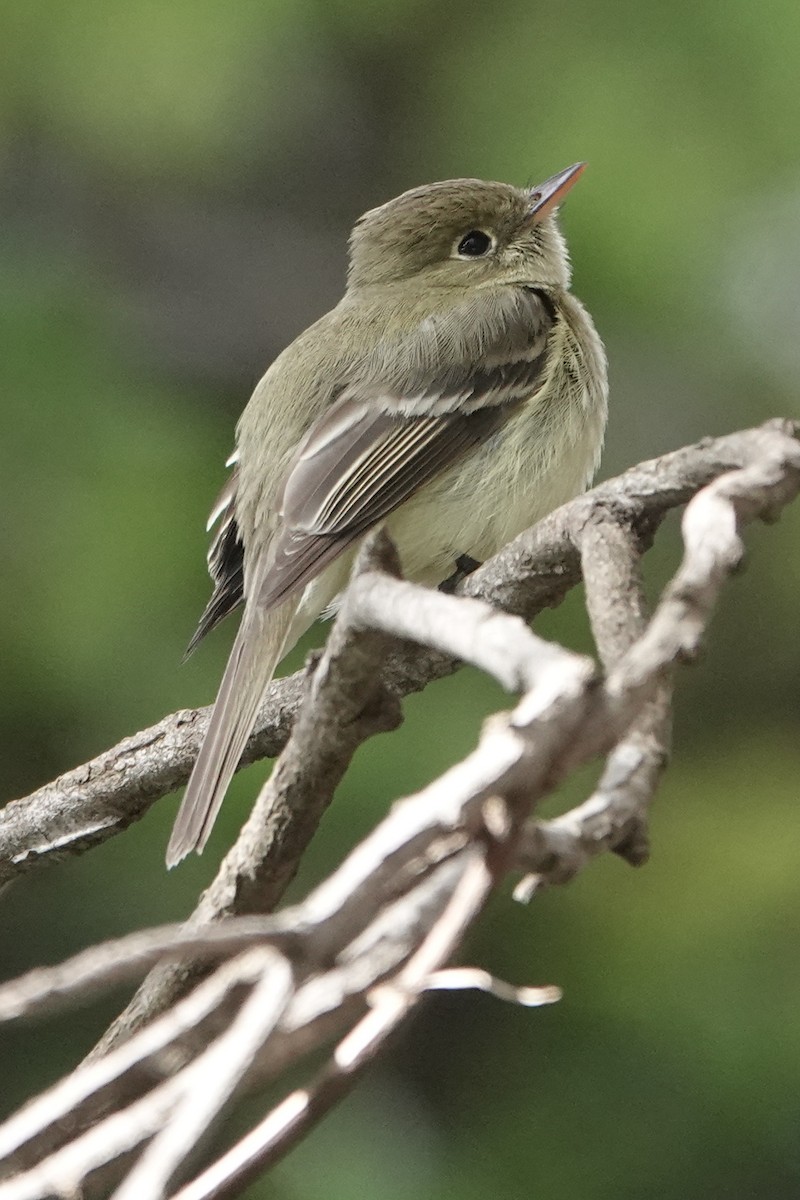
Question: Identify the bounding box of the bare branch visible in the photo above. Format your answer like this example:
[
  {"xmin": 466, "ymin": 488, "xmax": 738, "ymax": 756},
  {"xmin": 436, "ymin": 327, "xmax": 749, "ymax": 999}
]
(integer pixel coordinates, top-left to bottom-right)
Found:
[
  {"xmin": 111, "ymin": 954, "xmax": 293, "ymax": 1200},
  {"xmin": 514, "ymin": 424, "xmax": 800, "ymax": 892},
  {"xmin": 1, "ymin": 419, "xmax": 798, "ymax": 1200},
  {"xmin": 0, "ymin": 679, "xmax": 305, "ymax": 886},
  {"xmin": 2, "ymin": 420, "xmax": 796, "ymax": 887},
  {"xmin": 0, "ymin": 918, "xmax": 294, "ymax": 1023},
  {"xmin": 173, "ymin": 852, "xmax": 495, "ymax": 1200},
  {"xmin": 0, "ymin": 951, "xmax": 279, "ymax": 1193}
]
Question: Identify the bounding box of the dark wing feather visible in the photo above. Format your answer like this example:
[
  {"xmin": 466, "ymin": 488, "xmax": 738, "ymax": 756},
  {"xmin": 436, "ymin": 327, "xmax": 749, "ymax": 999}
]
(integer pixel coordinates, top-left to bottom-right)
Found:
[{"xmin": 186, "ymin": 465, "xmax": 245, "ymax": 654}]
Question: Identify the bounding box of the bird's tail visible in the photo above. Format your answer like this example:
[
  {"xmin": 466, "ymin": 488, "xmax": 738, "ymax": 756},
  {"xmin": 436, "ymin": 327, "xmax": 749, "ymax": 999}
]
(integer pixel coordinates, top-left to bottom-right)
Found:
[{"xmin": 166, "ymin": 601, "xmax": 296, "ymax": 867}]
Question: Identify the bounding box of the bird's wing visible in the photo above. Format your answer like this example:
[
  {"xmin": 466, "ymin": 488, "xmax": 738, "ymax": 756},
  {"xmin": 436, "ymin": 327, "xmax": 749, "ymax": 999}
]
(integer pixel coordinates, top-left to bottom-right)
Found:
[
  {"xmin": 187, "ymin": 285, "xmax": 556, "ymax": 645},
  {"xmin": 258, "ymin": 287, "xmax": 556, "ymax": 609}
]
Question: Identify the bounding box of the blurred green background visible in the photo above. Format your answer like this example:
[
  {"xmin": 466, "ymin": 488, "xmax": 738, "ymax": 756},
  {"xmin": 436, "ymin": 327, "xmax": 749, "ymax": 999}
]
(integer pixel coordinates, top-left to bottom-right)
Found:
[{"xmin": 2, "ymin": 0, "xmax": 799, "ymax": 1196}]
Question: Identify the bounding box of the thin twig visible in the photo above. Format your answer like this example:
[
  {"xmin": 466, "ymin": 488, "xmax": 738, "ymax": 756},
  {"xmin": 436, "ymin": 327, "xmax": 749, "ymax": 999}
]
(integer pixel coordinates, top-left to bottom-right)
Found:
[
  {"xmin": 111, "ymin": 952, "xmax": 292, "ymax": 1200},
  {"xmin": 173, "ymin": 851, "xmax": 494, "ymax": 1200}
]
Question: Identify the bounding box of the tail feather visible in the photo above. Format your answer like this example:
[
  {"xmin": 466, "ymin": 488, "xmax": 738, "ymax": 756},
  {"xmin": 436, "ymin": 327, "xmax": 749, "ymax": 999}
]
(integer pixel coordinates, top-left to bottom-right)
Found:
[{"xmin": 166, "ymin": 602, "xmax": 295, "ymax": 867}]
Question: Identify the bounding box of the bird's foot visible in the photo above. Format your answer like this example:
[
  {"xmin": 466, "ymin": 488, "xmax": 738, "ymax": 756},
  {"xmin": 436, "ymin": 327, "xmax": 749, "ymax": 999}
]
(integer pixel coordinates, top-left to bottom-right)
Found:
[{"xmin": 439, "ymin": 554, "xmax": 482, "ymax": 594}]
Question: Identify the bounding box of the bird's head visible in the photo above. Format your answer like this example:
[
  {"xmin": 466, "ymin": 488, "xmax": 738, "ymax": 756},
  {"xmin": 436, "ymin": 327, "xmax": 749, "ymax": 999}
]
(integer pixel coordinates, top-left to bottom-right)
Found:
[{"xmin": 347, "ymin": 163, "xmax": 585, "ymax": 294}]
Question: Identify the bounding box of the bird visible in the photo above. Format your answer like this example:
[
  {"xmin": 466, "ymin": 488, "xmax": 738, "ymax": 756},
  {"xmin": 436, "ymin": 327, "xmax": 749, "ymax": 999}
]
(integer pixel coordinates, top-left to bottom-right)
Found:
[{"xmin": 166, "ymin": 162, "xmax": 608, "ymax": 866}]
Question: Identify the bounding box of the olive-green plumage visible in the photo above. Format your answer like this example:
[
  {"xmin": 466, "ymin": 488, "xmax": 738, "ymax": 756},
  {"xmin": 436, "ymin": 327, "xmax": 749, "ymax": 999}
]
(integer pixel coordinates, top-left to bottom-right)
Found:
[{"xmin": 166, "ymin": 165, "xmax": 607, "ymax": 867}]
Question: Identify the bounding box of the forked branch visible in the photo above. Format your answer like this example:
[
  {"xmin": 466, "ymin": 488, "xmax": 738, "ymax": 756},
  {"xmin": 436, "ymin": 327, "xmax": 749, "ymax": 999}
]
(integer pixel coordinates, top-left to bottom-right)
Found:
[{"xmin": 0, "ymin": 419, "xmax": 797, "ymax": 1200}]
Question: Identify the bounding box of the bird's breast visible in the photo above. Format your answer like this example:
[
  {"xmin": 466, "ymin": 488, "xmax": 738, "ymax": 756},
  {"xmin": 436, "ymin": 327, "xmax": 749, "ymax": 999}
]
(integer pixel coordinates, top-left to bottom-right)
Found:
[{"xmin": 384, "ymin": 298, "xmax": 607, "ymax": 583}]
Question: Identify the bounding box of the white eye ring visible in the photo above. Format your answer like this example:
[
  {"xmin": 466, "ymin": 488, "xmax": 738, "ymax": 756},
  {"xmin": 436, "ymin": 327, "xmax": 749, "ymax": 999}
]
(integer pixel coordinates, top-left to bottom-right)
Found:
[{"xmin": 452, "ymin": 230, "xmax": 496, "ymax": 259}]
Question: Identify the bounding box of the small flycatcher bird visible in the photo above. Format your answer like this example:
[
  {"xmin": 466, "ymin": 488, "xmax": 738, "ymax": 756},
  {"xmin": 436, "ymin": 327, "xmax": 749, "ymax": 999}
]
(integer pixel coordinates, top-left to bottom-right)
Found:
[{"xmin": 166, "ymin": 163, "xmax": 608, "ymax": 866}]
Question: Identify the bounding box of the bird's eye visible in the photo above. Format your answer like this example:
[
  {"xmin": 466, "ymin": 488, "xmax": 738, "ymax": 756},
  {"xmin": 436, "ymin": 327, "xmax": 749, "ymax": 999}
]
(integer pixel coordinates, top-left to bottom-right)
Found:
[{"xmin": 456, "ymin": 230, "xmax": 493, "ymax": 258}]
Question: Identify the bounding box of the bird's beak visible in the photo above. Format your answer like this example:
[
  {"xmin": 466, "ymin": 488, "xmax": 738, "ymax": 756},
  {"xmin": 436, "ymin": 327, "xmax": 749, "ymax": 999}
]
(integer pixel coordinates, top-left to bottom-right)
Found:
[{"xmin": 525, "ymin": 162, "xmax": 586, "ymax": 224}]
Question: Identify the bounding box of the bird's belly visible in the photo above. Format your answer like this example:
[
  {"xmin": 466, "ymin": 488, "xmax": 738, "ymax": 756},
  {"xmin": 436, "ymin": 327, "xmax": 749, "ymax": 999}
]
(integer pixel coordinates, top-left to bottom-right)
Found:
[{"xmin": 384, "ymin": 383, "xmax": 605, "ymax": 585}]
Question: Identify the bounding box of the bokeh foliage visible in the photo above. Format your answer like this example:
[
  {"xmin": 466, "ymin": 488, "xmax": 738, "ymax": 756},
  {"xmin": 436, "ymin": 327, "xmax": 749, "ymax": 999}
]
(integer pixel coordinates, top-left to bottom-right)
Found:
[{"xmin": 1, "ymin": 1, "xmax": 799, "ymax": 1196}]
